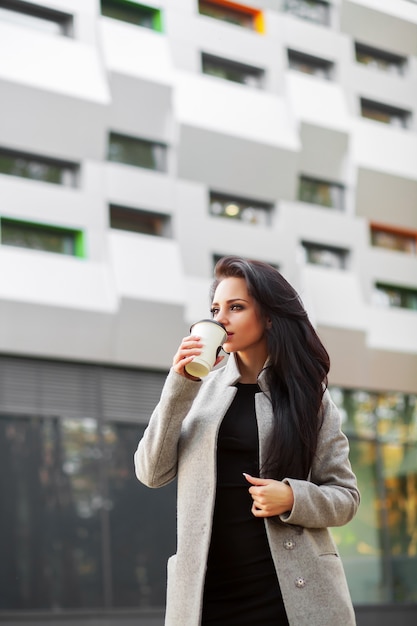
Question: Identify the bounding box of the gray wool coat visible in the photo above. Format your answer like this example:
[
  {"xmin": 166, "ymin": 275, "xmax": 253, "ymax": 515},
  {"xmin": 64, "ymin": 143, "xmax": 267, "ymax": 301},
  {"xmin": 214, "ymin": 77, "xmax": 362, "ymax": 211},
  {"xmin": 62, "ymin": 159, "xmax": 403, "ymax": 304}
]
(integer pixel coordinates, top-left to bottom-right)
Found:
[{"xmin": 134, "ymin": 354, "xmax": 360, "ymax": 626}]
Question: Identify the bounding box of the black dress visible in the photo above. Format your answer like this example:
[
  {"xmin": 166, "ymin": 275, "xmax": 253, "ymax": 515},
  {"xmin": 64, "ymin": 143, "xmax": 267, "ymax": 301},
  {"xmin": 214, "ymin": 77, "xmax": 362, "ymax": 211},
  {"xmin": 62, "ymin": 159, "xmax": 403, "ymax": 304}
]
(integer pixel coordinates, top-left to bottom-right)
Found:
[{"xmin": 202, "ymin": 383, "xmax": 289, "ymax": 625}]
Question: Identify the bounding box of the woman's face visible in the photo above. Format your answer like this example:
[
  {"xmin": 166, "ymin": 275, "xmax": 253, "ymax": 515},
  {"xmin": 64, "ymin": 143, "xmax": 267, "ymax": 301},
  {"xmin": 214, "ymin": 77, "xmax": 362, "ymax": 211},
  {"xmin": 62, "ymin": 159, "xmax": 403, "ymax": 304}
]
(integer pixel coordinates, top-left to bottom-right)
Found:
[{"xmin": 211, "ymin": 277, "xmax": 267, "ymax": 358}]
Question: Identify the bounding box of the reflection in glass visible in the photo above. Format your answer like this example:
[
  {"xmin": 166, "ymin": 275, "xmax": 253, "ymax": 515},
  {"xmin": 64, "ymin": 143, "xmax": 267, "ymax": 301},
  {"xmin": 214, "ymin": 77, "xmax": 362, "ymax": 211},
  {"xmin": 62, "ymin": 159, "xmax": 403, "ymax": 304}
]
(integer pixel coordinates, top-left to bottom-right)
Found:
[
  {"xmin": 106, "ymin": 423, "xmax": 176, "ymax": 607},
  {"xmin": 330, "ymin": 388, "xmax": 417, "ymax": 603},
  {"xmin": 108, "ymin": 133, "xmax": 167, "ymax": 172},
  {"xmin": 287, "ymin": 49, "xmax": 332, "ymax": 79},
  {"xmin": 0, "ymin": 151, "xmax": 77, "ymax": 186},
  {"xmin": 371, "ymin": 228, "xmax": 417, "ymax": 255},
  {"xmin": 110, "ymin": 205, "xmax": 171, "ymax": 237},
  {"xmin": 355, "ymin": 44, "xmax": 405, "ymax": 76},
  {"xmin": 298, "ymin": 176, "xmax": 344, "ymax": 210},
  {"xmin": 199, "ymin": 0, "xmax": 255, "ymax": 30},
  {"xmin": 209, "ymin": 192, "xmax": 272, "ymax": 225},
  {"xmin": 361, "ymin": 99, "xmax": 410, "ymax": 129},
  {"xmin": 302, "ymin": 241, "xmax": 348, "ymax": 268},
  {"xmin": 284, "ymin": 0, "xmax": 330, "ymax": 26},
  {"xmin": 101, "ymin": 0, "xmax": 157, "ymax": 29},
  {"xmin": 373, "ymin": 284, "xmax": 417, "ymax": 311},
  {"xmin": 0, "ymin": 415, "xmax": 177, "ymax": 611},
  {"xmin": 202, "ymin": 53, "xmax": 264, "ymax": 88},
  {"xmin": 0, "ymin": 416, "xmax": 103, "ymax": 609},
  {"xmin": 1, "ymin": 219, "xmax": 78, "ymax": 256},
  {"xmin": 0, "ymin": 5, "xmax": 70, "ymax": 36}
]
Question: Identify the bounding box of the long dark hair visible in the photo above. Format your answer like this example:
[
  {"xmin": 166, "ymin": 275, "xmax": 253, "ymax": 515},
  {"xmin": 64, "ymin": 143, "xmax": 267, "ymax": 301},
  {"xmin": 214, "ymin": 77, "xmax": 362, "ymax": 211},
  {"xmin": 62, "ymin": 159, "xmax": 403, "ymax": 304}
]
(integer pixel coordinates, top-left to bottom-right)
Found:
[{"xmin": 210, "ymin": 256, "xmax": 330, "ymax": 480}]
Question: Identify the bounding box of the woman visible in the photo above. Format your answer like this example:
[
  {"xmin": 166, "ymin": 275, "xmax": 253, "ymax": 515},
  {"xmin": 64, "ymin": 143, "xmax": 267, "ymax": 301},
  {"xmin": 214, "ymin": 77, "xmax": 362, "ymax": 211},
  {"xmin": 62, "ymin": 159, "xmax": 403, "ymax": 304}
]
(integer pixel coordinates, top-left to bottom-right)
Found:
[{"xmin": 135, "ymin": 256, "xmax": 360, "ymax": 626}]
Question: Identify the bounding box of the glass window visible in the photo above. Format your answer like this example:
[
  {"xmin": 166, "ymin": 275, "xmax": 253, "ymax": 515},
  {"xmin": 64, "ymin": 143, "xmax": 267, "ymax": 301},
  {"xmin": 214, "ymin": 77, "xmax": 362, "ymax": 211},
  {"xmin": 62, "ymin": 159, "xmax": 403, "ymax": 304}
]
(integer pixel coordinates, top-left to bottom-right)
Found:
[
  {"xmin": 361, "ymin": 99, "xmax": 410, "ymax": 129},
  {"xmin": 329, "ymin": 388, "xmax": 417, "ymax": 604},
  {"xmin": 373, "ymin": 283, "xmax": 417, "ymax": 311},
  {"xmin": 107, "ymin": 423, "xmax": 176, "ymax": 607},
  {"xmin": 355, "ymin": 43, "xmax": 406, "ymax": 76},
  {"xmin": 110, "ymin": 205, "xmax": 171, "ymax": 236},
  {"xmin": 209, "ymin": 192, "xmax": 272, "ymax": 226},
  {"xmin": 202, "ymin": 53, "xmax": 264, "ymax": 88},
  {"xmin": 198, "ymin": 0, "xmax": 256, "ymax": 30},
  {"xmin": 0, "ymin": 415, "xmax": 176, "ymax": 610},
  {"xmin": 284, "ymin": 0, "xmax": 330, "ymax": 26},
  {"xmin": 0, "ymin": 218, "xmax": 85, "ymax": 257},
  {"xmin": 0, "ymin": 149, "xmax": 78, "ymax": 186},
  {"xmin": 100, "ymin": 0, "xmax": 162, "ymax": 31},
  {"xmin": 287, "ymin": 49, "xmax": 333, "ymax": 79},
  {"xmin": 371, "ymin": 226, "xmax": 417, "ymax": 255},
  {"xmin": 301, "ymin": 241, "xmax": 348, "ymax": 269},
  {"xmin": 108, "ymin": 133, "xmax": 167, "ymax": 172},
  {"xmin": 298, "ymin": 176, "xmax": 344, "ymax": 210},
  {"xmin": 0, "ymin": 0, "xmax": 72, "ymax": 36}
]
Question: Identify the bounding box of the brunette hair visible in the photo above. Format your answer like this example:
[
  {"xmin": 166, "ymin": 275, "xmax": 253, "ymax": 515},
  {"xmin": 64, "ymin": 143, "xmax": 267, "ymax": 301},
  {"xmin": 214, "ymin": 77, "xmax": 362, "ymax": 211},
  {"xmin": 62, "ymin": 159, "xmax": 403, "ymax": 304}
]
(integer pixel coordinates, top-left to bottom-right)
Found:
[{"xmin": 210, "ymin": 256, "xmax": 330, "ymax": 480}]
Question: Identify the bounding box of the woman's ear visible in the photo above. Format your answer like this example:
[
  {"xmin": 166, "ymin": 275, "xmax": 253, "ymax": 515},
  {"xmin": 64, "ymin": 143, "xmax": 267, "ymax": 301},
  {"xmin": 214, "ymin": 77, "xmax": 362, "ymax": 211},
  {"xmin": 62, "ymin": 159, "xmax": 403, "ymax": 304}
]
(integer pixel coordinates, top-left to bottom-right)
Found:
[{"xmin": 266, "ymin": 318, "xmax": 272, "ymax": 329}]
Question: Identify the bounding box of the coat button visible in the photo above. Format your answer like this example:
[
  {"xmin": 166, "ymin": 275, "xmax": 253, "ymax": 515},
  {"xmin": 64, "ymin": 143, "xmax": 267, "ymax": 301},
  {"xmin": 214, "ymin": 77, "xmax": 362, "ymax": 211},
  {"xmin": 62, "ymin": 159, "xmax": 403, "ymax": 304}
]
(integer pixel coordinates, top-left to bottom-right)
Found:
[
  {"xmin": 295, "ymin": 577, "xmax": 306, "ymax": 588},
  {"xmin": 283, "ymin": 539, "xmax": 296, "ymax": 550}
]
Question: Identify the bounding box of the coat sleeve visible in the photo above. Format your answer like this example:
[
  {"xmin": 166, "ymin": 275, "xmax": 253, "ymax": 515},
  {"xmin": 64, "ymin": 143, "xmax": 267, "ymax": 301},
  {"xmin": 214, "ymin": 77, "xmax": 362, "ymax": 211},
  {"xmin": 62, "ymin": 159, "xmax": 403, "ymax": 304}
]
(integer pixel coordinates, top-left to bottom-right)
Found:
[
  {"xmin": 134, "ymin": 369, "xmax": 202, "ymax": 488},
  {"xmin": 280, "ymin": 389, "xmax": 360, "ymax": 528}
]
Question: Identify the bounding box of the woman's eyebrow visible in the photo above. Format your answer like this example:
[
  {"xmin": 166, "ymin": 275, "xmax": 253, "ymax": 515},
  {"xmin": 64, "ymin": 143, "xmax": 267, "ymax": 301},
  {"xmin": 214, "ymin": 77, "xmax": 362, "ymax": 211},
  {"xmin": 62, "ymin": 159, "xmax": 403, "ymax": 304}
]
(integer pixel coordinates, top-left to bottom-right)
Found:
[{"xmin": 211, "ymin": 298, "xmax": 249, "ymax": 306}]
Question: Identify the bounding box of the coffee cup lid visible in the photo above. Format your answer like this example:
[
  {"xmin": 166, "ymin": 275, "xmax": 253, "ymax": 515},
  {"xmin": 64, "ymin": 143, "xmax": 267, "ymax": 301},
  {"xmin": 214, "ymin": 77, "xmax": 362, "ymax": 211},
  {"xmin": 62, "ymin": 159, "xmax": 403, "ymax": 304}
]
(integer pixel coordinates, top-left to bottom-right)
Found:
[{"xmin": 189, "ymin": 319, "xmax": 226, "ymax": 332}]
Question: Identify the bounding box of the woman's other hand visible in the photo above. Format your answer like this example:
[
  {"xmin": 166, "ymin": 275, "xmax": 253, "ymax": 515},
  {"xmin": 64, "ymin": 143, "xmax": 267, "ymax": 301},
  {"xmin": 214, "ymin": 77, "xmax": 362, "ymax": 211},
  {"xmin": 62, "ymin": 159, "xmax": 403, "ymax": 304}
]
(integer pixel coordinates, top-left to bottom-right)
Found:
[{"xmin": 244, "ymin": 473, "xmax": 294, "ymax": 517}]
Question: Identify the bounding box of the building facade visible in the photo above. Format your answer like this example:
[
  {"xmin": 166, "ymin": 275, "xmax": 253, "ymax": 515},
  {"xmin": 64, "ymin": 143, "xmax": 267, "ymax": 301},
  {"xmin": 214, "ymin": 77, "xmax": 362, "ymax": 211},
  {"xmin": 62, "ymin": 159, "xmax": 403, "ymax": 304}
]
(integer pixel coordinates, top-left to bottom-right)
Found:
[{"xmin": 0, "ymin": 0, "xmax": 416, "ymax": 624}]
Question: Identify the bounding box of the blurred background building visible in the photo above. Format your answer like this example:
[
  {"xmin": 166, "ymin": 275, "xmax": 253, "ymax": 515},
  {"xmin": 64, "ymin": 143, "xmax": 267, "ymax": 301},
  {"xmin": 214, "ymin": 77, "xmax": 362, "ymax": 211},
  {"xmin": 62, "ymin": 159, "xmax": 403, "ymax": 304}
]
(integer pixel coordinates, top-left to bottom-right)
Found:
[{"xmin": 0, "ymin": 0, "xmax": 416, "ymax": 624}]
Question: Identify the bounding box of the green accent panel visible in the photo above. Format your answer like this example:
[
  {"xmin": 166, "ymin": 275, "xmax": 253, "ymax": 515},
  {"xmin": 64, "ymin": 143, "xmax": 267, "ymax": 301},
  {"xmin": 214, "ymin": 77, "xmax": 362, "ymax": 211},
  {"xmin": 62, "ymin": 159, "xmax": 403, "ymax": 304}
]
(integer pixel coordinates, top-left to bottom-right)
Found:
[
  {"xmin": 152, "ymin": 8, "xmax": 163, "ymax": 32},
  {"xmin": 74, "ymin": 231, "xmax": 86, "ymax": 258}
]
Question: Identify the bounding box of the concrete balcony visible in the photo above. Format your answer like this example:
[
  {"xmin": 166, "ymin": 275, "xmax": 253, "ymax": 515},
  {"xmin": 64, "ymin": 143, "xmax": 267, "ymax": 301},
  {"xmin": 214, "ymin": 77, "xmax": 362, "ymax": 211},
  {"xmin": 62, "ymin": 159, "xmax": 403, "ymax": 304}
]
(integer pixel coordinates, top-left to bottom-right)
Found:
[
  {"xmin": 352, "ymin": 118, "xmax": 417, "ymax": 181},
  {"xmin": 104, "ymin": 163, "xmax": 175, "ymax": 214},
  {"xmin": 341, "ymin": 0, "xmax": 417, "ymax": 57},
  {"xmin": 175, "ymin": 71, "xmax": 300, "ymax": 200},
  {"xmin": 285, "ymin": 72, "xmax": 350, "ymax": 180}
]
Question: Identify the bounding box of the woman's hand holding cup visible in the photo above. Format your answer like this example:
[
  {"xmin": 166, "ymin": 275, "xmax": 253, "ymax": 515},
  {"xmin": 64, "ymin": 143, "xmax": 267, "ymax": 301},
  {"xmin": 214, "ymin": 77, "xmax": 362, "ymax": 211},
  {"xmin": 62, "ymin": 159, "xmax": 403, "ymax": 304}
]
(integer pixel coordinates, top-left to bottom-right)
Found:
[
  {"xmin": 173, "ymin": 320, "xmax": 227, "ymax": 380},
  {"xmin": 173, "ymin": 335, "xmax": 204, "ymax": 380}
]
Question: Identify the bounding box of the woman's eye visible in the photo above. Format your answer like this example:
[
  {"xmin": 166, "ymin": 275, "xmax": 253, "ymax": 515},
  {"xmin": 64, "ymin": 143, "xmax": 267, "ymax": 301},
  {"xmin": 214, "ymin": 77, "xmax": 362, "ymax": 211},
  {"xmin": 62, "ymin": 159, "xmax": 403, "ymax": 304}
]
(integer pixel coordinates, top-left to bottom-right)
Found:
[
  {"xmin": 210, "ymin": 308, "xmax": 219, "ymax": 316},
  {"xmin": 231, "ymin": 304, "xmax": 243, "ymax": 311}
]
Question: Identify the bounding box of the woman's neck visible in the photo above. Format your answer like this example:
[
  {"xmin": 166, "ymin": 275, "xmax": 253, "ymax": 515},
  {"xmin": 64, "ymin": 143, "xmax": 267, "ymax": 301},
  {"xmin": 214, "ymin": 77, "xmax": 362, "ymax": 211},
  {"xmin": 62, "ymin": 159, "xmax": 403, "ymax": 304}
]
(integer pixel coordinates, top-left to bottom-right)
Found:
[{"xmin": 236, "ymin": 351, "xmax": 268, "ymax": 384}]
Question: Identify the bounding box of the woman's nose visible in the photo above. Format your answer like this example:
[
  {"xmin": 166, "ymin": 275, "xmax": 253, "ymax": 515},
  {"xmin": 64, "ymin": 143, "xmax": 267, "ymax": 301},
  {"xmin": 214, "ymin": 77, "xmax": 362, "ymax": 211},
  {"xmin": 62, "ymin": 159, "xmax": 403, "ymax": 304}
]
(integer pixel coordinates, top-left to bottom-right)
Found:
[{"xmin": 215, "ymin": 309, "xmax": 228, "ymax": 326}]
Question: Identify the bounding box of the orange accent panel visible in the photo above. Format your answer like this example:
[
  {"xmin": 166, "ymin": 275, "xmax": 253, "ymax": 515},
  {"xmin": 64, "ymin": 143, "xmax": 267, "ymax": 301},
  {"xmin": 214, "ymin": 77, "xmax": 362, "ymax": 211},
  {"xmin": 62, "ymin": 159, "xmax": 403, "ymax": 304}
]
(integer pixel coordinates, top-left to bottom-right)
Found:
[
  {"xmin": 371, "ymin": 221, "xmax": 417, "ymax": 240},
  {"xmin": 201, "ymin": 0, "xmax": 265, "ymax": 33}
]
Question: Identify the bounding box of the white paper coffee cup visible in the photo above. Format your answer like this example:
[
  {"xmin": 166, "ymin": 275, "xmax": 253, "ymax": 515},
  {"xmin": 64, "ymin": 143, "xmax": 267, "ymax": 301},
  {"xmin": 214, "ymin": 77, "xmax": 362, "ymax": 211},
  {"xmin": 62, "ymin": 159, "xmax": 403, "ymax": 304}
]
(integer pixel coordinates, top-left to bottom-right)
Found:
[{"xmin": 185, "ymin": 319, "xmax": 227, "ymax": 378}]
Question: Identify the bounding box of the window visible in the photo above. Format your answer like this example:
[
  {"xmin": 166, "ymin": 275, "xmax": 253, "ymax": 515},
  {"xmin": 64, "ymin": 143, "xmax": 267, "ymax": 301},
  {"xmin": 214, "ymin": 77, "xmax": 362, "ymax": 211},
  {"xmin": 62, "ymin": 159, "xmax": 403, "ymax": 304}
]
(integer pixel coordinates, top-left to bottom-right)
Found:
[
  {"xmin": 110, "ymin": 205, "xmax": 171, "ymax": 236},
  {"xmin": 284, "ymin": 0, "xmax": 330, "ymax": 26},
  {"xmin": 108, "ymin": 133, "xmax": 167, "ymax": 172},
  {"xmin": 330, "ymin": 386, "xmax": 417, "ymax": 604},
  {"xmin": 360, "ymin": 99, "xmax": 411, "ymax": 129},
  {"xmin": 0, "ymin": 218, "xmax": 85, "ymax": 257},
  {"xmin": 371, "ymin": 224, "xmax": 417, "ymax": 255},
  {"xmin": 198, "ymin": 0, "xmax": 264, "ymax": 33},
  {"xmin": 0, "ymin": 0, "xmax": 72, "ymax": 36},
  {"xmin": 209, "ymin": 192, "xmax": 272, "ymax": 226},
  {"xmin": 373, "ymin": 283, "xmax": 417, "ymax": 310},
  {"xmin": 202, "ymin": 53, "xmax": 264, "ymax": 88},
  {"xmin": 0, "ymin": 356, "xmax": 176, "ymax": 612},
  {"xmin": 100, "ymin": 0, "xmax": 162, "ymax": 31},
  {"xmin": 355, "ymin": 43, "xmax": 406, "ymax": 76},
  {"xmin": 302, "ymin": 241, "xmax": 349, "ymax": 269},
  {"xmin": 0, "ymin": 148, "xmax": 78, "ymax": 187},
  {"xmin": 298, "ymin": 176, "xmax": 344, "ymax": 210},
  {"xmin": 287, "ymin": 49, "xmax": 333, "ymax": 79}
]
